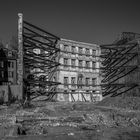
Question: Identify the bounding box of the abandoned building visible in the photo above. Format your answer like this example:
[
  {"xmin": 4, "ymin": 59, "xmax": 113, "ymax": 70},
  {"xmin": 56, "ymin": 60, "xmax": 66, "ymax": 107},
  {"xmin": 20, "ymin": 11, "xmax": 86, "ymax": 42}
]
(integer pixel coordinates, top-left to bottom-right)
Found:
[
  {"xmin": 0, "ymin": 46, "xmax": 21, "ymax": 103},
  {"xmin": 55, "ymin": 39, "xmax": 102, "ymax": 102},
  {"xmin": 0, "ymin": 47, "xmax": 17, "ymax": 85},
  {"xmin": 0, "ymin": 14, "xmax": 140, "ymax": 104}
]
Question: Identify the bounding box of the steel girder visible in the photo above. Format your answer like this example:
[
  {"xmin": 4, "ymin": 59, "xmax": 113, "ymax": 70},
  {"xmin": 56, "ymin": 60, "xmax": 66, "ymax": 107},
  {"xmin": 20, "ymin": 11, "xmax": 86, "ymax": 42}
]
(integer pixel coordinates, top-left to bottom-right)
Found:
[
  {"xmin": 100, "ymin": 32, "xmax": 140, "ymax": 97},
  {"xmin": 23, "ymin": 21, "xmax": 60, "ymax": 100}
]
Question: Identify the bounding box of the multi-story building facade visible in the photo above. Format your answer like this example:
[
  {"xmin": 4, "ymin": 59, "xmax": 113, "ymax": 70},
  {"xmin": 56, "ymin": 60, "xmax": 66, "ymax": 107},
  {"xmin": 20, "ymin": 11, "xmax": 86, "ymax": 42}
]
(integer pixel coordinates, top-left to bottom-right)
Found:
[
  {"xmin": 0, "ymin": 47, "xmax": 17, "ymax": 85},
  {"xmin": 7, "ymin": 50, "xmax": 17, "ymax": 85},
  {"xmin": 55, "ymin": 39, "xmax": 102, "ymax": 102}
]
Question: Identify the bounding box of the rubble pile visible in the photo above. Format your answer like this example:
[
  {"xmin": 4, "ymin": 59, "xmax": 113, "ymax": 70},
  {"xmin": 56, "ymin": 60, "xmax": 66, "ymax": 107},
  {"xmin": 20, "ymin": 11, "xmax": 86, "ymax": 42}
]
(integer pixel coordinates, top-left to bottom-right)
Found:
[
  {"xmin": 97, "ymin": 97, "xmax": 140, "ymax": 110},
  {"xmin": 0, "ymin": 101, "xmax": 140, "ymax": 138}
]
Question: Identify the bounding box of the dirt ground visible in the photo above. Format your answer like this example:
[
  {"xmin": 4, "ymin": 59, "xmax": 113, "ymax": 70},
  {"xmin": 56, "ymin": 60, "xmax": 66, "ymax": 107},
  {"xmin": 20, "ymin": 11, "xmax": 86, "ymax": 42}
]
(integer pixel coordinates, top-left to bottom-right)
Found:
[{"xmin": 0, "ymin": 100, "xmax": 140, "ymax": 140}]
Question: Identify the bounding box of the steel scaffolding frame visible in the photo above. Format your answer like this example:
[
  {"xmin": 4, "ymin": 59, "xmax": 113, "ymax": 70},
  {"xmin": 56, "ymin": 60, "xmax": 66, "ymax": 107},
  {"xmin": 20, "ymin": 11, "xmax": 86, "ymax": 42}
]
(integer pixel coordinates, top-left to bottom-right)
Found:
[
  {"xmin": 18, "ymin": 13, "xmax": 140, "ymax": 101},
  {"xmin": 20, "ymin": 17, "xmax": 61, "ymax": 100},
  {"xmin": 100, "ymin": 32, "xmax": 140, "ymax": 97}
]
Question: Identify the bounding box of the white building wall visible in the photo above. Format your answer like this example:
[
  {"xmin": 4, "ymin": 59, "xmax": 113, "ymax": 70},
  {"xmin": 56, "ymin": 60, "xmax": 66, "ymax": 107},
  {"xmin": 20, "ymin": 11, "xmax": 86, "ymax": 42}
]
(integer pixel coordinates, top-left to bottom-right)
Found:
[{"xmin": 56, "ymin": 38, "xmax": 102, "ymax": 102}]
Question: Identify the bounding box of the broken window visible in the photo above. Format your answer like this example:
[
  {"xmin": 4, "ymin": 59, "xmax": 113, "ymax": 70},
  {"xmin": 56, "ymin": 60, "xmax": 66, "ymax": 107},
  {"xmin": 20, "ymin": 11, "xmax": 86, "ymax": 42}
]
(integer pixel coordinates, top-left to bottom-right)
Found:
[
  {"xmin": 79, "ymin": 47, "xmax": 83, "ymax": 55},
  {"xmin": 71, "ymin": 77, "xmax": 76, "ymax": 87},
  {"xmin": 71, "ymin": 46, "xmax": 76, "ymax": 53},
  {"xmin": 85, "ymin": 78, "xmax": 90, "ymax": 86},
  {"xmin": 63, "ymin": 44, "xmax": 68, "ymax": 52},
  {"xmin": 79, "ymin": 60, "xmax": 83, "ymax": 68},
  {"xmin": 77, "ymin": 74, "xmax": 83, "ymax": 88},
  {"xmin": 85, "ymin": 48, "xmax": 90, "ymax": 56},
  {"xmin": 92, "ymin": 49, "xmax": 96, "ymax": 56},
  {"xmin": 64, "ymin": 58, "xmax": 68, "ymax": 67},
  {"xmin": 92, "ymin": 61, "xmax": 96, "ymax": 69},
  {"xmin": 85, "ymin": 61, "xmax": 90, "ymax": 68},
  {"xmin": 64, "ymin": 77, "xmax": 69, "ymax": 87},
  {"xmin": 92, "ymin": 78, "xmax": 96, "ymax": 86}
]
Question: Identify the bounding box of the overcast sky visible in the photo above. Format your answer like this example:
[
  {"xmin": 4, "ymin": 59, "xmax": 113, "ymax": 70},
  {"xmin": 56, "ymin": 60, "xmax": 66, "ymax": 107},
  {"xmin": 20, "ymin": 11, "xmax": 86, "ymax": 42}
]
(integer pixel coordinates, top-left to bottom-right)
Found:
[{"xmin": 0, "ymin": 0, "xmax": 140, "ymax": 45}]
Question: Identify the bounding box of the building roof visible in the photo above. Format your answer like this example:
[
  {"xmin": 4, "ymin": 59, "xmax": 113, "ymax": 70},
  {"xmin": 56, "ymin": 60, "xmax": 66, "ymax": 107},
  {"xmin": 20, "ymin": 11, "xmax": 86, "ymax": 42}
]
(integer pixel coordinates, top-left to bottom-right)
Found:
[{"xmin": 60, "ymin": 38, "xmax": 99, "ymax": 48}]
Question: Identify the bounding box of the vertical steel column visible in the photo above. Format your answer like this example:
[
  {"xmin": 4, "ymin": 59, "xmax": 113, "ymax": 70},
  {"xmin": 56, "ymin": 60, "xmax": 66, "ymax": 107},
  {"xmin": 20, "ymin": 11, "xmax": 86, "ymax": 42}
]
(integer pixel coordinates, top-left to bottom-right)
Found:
[{"xmin": 17, "ymin": 13, "xmax": 24, "ymax": 98}]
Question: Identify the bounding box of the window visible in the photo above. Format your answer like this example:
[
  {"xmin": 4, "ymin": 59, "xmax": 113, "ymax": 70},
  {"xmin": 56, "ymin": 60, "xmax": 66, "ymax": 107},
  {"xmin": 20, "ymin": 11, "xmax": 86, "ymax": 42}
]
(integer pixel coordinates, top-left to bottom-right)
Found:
[
  {"xmin": 8, "ymin": 62, "xmax": 10, "ymax": 68},
  {"xmin": 71, "ymin": 59, "xmax": 76, "ymax": 67},
  {"xmin": 79, "ymin": 60, "xmax": 83, "ymax": 68},
  {"xmin": 0, "ymin": 71, "xmax": 4, "ymax": 78},
  {"xmin": 71, "ymin": 77, "xmax": 76, "ymax": 87},
  {"xmin": 71, "ymin": 46, "xmax": 76, "ymax": 53},
  {"xmin": 12, "ymin": 62, "xmax": 14, "ymax": 68},
  {"xmin": 0, "ymin": 61, "xmax": 4, "ymax": 68},
  {"xmin": 85, "ymin": 61, "xmax": 90, "ymax": 68},
  {"xmin": 92, "ymin": 78, "xmax": 96, "ymax": 86},
  {"xmin": 92, "ymin": 49, "xmax": 96, "ymax": 55},
  {"xmin": 8, "ymin": 51, "xmax": 12, "ymax": 57},
  {"xmin": 63, "ymin": 45, "xmax": 68, "ymax": 52},
  {"xmin": 64, "ymin": 77, "xmax": 69, "ymax": 87},
  {"xmin": 77, "ymin": 74, "xmax": 83, "ymax": 88},
  {"xmin": 86, "ymin": 48, "xmax": 90, "ymax": 55},
  {"xmin": 8, "ymin": 71, "xmax": 13, "ymax": 78},
  {"xmin": 79, "ymin": 47, "xmax": 83, "ymax": 54},
  {"xmin": 8, "ymin": 61, "xmax": 14, "ymax": 68},
  {"xmin": 64, "ymin": 58, "xmax": 68, "ymax": 67},
  {"xmin": 1, "ymin": 71, "xmax": 4, "ymax": 78},
  {"xmin": 92, "ymin": 61, "xmax": 96, "ymax": 69},
  {"xmin": 86, "ymin": 90, "xmax": 89, "ymax": 93},
  {"xmin": 64, "ymin": 90, "xmax": 68, "ymax": 94},
  {"xmin": 85, "ymin": 78, "xmax": 90, "ymax": 86},
  {"xmin": 71, "ymin": 90, "xmax": 75, "ymax": 93}
]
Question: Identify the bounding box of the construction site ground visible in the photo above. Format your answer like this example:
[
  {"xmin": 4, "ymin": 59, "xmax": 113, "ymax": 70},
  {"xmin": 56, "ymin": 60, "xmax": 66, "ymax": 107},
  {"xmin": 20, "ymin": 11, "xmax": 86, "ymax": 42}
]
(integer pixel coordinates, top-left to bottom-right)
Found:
[{"xmin": 0, "ymin": 97, "xmax": 140, "ymax": 140}]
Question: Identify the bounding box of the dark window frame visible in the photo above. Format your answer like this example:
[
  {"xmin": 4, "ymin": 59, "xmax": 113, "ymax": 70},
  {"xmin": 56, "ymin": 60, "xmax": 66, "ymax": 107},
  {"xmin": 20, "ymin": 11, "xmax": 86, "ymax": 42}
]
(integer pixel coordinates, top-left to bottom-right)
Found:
[
  {"xmin": 71, "ymin": 59, "xmax": 76, "ymax": 67},
  {"xmin": 85, "ymin": 61, "xmax": 90, "ymax": 68},
  {"xmin": 71, "ymin": 77, "xmax": 76, "ymax": 87},
  {"xmin": 64, "ymin": 77, "xmax": 69, "ymax": 87},
  {"xmin": 85, "ymin": 77, "xmax": 90, "ymax": 86}
]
